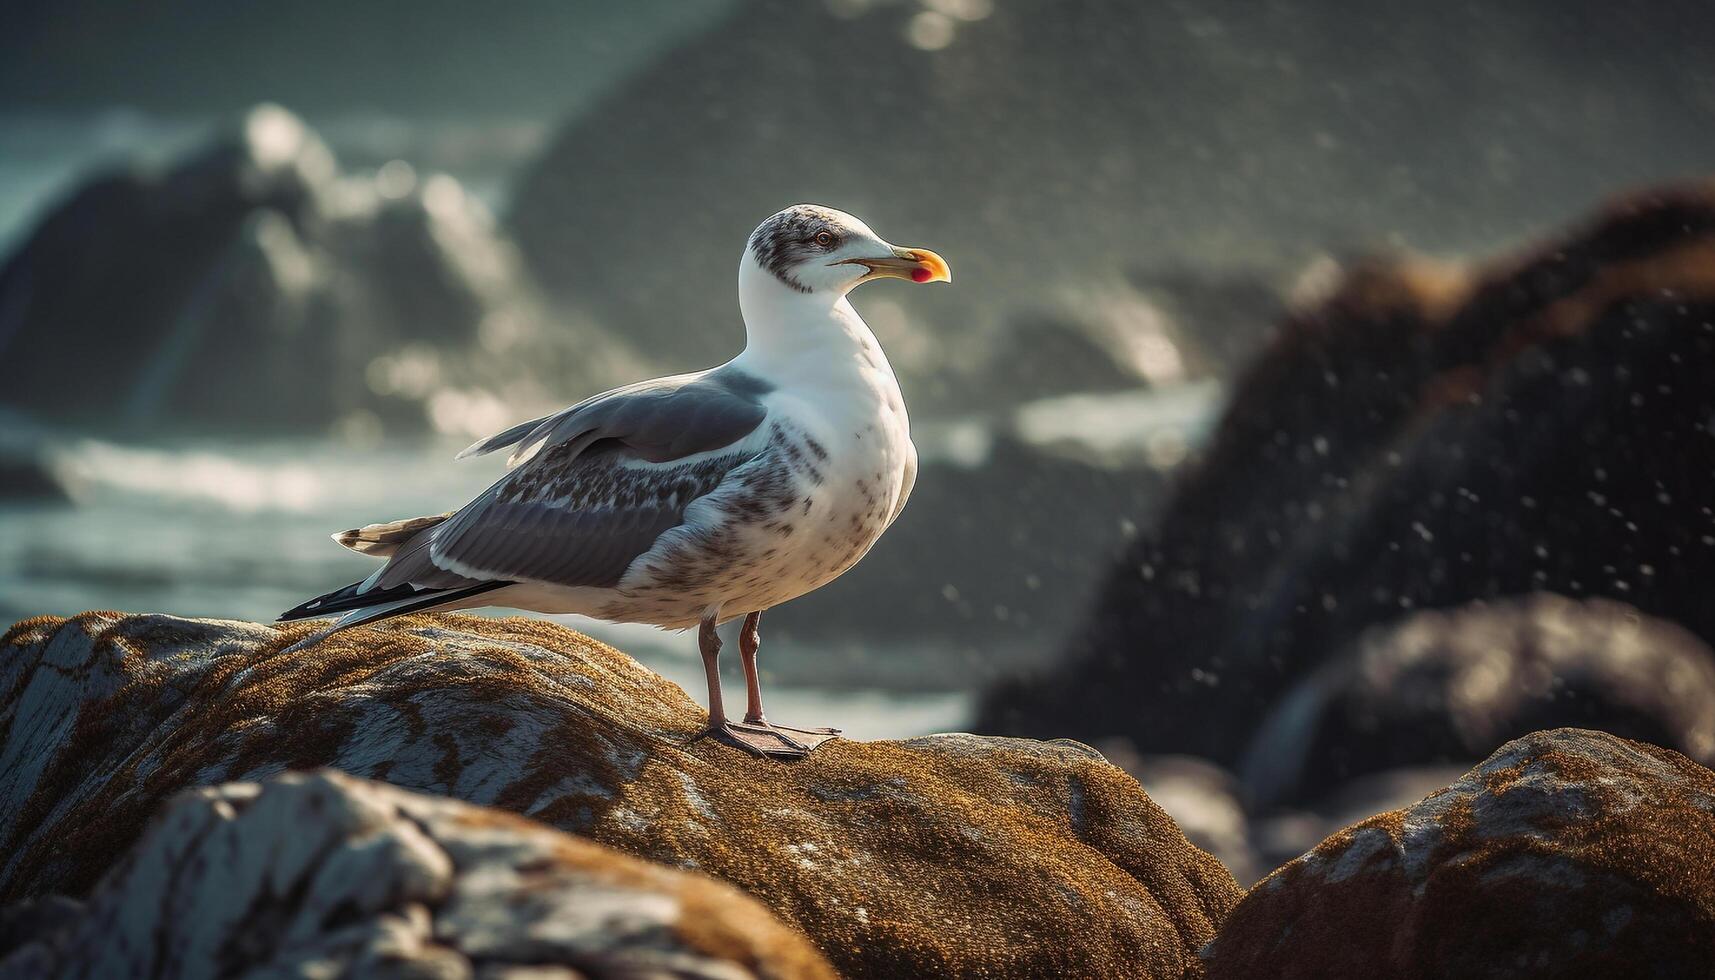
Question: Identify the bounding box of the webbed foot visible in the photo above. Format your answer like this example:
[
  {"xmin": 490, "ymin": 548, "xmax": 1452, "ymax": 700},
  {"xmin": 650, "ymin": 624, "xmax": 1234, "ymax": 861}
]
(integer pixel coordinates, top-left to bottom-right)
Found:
[
  {"xmin": 733, "ymin": 717, "xmax": 840, "ymax": 752},
  {"xmin": 693, "ymin": 720, "xmax": 828, "ymax": 759}
]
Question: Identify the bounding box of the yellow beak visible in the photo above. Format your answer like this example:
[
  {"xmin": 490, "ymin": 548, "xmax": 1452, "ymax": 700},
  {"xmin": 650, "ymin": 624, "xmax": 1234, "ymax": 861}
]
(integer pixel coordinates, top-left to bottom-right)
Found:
[{"xmin": 845, "ymin": 246, "xmax": 953, "ymax": 284}]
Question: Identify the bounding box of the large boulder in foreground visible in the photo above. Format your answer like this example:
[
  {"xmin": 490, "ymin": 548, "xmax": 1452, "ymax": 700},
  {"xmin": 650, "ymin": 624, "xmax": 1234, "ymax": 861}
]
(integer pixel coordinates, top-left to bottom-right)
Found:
[
  {"xmin": 0, "ymin": 612, "xmax": 1240, "ymax": 979},
  {"xmin": 982, "ymin": 181, "xmax": 1715, "ymax": 764},
  {"xmin": 1, "ymin": 769, "xmax": 833, "ymax": 979},
  {"xmin": 1203, "ymin": 728, "xmax": 1715, "ymax": 979}
]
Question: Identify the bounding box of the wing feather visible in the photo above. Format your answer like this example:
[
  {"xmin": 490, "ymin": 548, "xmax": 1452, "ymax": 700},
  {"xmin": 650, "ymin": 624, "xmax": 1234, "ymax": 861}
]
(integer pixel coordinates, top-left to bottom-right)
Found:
[{"xmin": 379, "ymin": 365, "xmax": 773, "ymax": 592}]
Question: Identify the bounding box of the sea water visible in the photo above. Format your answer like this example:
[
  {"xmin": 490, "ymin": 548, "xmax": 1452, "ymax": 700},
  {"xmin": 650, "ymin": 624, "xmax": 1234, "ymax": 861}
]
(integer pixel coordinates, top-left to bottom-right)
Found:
[{"xmin": 0, "ymin": 432, "xmax": 971, "ymax": 741}]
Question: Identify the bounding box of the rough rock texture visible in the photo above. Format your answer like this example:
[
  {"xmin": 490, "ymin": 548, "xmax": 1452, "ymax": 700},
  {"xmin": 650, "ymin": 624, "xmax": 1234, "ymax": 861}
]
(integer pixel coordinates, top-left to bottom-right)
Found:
[
  {"xmin": 1237, "ymin": 594, "xmax": 1715, "ymax": 808},
  {"xmin": 982, "ymin": 181, "xmax": 1715, "ymax": 764},
  {"xmin": 1244, "ymin": 764, "xmax": 1469, "ymax": 881},
  {"xmin": 1101, "ymin": 748, "xmax": 1264, "ymax": 887},
  {"xmin": 1203, "ymin": 729, "xmax": 1715, "ymax": 979},
  {"xmin": 0, "ymin": 612, "xmax": 1240, "ymax": 979},
  {"xmin": 1, "ymin": 769, "xmax": 835, "ymax": 979},
  {"xmin": 0, "ymin": 104, "xmax": 640, "ymax": 436}
]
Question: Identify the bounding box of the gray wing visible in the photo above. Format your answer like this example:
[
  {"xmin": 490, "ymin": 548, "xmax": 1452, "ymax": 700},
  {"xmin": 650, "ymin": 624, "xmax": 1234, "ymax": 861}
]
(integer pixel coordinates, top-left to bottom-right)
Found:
[
  {"xmin": 455, "ymin": 413, "xmax": 554, "ymax": 462},
  {"xmin": 457, "ymin": 365, "xmax": 774, "ymax": 468},
  {"xmin": 380, "ymin": 366, "xmax": 772, "ymax": 592}
]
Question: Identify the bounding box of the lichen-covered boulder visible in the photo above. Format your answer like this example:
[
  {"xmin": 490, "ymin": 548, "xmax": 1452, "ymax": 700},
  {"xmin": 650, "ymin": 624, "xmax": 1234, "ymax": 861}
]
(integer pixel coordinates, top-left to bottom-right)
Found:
[
  {"xmin": 0, "ymin": 611, "xmax": 1240, "ymax": 979},
  {"xmin": 1203, "ymin": 728, "xmax": 1715, "ymax": 979},
  {"xmin": 0, "ymin": 768, "xmax": 835, "ymax": 979},
  {"xmin": 1100, "ymin": 747, "xmax": 1264, "ymax": 887}
]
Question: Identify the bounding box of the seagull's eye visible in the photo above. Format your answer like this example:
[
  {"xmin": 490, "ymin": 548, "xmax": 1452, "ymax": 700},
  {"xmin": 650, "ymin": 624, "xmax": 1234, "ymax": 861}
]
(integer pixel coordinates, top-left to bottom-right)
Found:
[{"xmin": 813, "ymin": 230, "xmax": 836, "ymax": 248}]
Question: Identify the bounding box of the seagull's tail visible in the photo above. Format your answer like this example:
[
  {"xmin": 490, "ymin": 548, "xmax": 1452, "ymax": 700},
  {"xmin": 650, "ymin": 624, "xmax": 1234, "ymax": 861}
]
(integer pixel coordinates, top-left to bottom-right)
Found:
[
  {"xmin": 275, "ymin": 579, "xmax": 510, "ymax": 655},
  {"xmin": 331, "ymin": 513, "xmax": 453, "ymax": 558}
]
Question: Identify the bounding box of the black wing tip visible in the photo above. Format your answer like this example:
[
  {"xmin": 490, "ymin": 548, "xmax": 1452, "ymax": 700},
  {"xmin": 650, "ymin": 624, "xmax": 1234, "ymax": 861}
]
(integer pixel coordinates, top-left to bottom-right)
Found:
[
  {"xmin": 276, "ymin": 579, "xmax": 513, "ymax": 625},
  {"xmin": 275, "ymin": 596, "xmax": 336, "ymax": 623},
  {"xmin": 276, "ymin": 581, "xmax": 377, "ymax": 623}
]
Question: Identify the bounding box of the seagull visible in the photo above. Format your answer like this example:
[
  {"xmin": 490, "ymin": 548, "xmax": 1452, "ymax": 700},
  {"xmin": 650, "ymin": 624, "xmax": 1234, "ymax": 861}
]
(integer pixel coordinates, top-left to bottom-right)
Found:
[{"xmin": 278, "ymin": 204, "xmax": 950, "ymax": 759}]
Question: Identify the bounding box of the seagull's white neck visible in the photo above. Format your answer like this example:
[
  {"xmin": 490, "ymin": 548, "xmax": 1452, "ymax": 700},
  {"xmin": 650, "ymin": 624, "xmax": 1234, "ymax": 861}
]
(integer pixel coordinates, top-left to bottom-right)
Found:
[{"xmin": 732, "ymin": 254, "xmax": 892, "ymax": 385}]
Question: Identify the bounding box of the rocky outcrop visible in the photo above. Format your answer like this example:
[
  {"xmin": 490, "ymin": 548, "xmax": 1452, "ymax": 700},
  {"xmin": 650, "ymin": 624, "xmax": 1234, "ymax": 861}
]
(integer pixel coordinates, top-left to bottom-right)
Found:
[
  {"xmin": 0, "ymin": 411, "xmax": 75, "ymax": 504},
  {"xmin": 1203, "ymin": 729, "xmax": 1715, "ymax": 978},
  {"xmin": 1103, "ymin": 749, "xmax": 1265, "ymax": 887},
  {"xmin": 0, "ymin": 611, "xmax": 1240, "ymax": 979},
  {"xmin": 982, "ymin": 182, "xmax": 1715, "ymax": 764},
  {"xmin": 1236, "ymin": 594, "xmax": 1715, "ymax": 808},
  {"xmin": 0, "ymin": 104, "xmax": 642, "ymax": 436},
  {"xmin": 511, "ymin": 0, "xmax": 1714, "ymax": 392},
  {"xmin": 1, "ymin": 769, "xmax": 835, "ymax": 979}
]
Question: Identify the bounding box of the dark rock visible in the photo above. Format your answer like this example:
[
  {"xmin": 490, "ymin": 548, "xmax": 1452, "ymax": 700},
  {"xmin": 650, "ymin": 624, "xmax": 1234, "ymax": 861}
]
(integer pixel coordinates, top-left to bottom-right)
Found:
[
  {"xmin": 1246, "ymin": 764, "xmax": 1469, "ymax": 877},
  {"xmin": 955, "ymin": 274, "xmax": 1252, "ymax": 409},
  {"xmin": 0, "ymin": 893, "xmax": 81, "ymax": 965},
  {"xmin": 1238, "ymin": 594, "xmax": 1715, "ymax": 808},
  {"xmin": 0, "ymin": 458, "xmax": 65, "ymax": 503},
  {"xmin": 1126, "ymin": 265, "xmax": 1291, "ymax": 381},
  {"xmin": 0, "ymin": 104, "xmax": 644, "ymax": 436},
  {"xmin": 980, "ymin": 182, "xmax": 1715, "ymax": 764},
  {"xmin": 976, "ymin": 309, "xmax": 1175, "ymax": 404},
  {"xmin": 1203, "ymin": 729, "xmax": 1715, "ymax": 979},
  {"xmin": 768, "ymin": 430, "xmax": 1171, "ymax": 675},
  {"xmin": 0, "ymin": 612, "xmax": 1241, "ymax": 979},
  {"xmin": 510, "ymin": 0, "xmax": 1715, "ymax": 403},
  {"xmin": 1, "ymin": 769, "xmax": 836, "ymax": 979},
  {"xmin": 0, "ymin": 411, "xmax": 74, "ymax": 504}
]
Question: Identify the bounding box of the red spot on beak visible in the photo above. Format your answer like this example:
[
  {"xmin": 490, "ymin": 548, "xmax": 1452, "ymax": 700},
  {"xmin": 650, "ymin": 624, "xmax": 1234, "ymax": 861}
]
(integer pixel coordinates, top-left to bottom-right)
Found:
[{"xmin": 910, "ymin": 266, "xmax": 933, "ymax": 283}]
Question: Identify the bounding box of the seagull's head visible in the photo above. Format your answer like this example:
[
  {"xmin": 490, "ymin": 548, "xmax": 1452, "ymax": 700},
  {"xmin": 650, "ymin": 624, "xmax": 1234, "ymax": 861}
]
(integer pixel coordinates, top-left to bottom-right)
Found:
[{"xmin": 746, "ymin": 204, "xmax": 951, "ymax": 297}]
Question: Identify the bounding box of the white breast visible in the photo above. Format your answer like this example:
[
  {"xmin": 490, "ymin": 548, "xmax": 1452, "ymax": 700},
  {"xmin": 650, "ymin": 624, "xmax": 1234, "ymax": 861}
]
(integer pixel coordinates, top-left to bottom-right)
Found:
[
  {"xmin": 737, "ymin": 352, "xmax": 914, "ymax": 606},
  {"xmin": 596, "ymin": 275, "xmax": 918, "ymax": 627}
]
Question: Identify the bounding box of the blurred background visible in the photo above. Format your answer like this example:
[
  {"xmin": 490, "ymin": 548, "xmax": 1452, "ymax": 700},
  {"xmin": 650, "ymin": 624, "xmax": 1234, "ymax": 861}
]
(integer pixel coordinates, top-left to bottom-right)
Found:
[{"xmin": 4, "ymin": 0, "xmax": 1715, "ymax": 881}]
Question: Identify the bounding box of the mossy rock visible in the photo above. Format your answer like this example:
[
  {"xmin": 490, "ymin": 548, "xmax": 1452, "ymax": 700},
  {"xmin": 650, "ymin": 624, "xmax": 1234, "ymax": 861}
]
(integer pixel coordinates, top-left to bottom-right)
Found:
[
  {"xmin": 1, "ymin": 768, "xmax": 836, "ymax": 978},
  {"xmin": 0, "ymin": 611, "xmax": 1240, "ymax": 978},
  {"xmin": 1204, "ymin": 728, "xmax": 1715, "ymax": 978}
]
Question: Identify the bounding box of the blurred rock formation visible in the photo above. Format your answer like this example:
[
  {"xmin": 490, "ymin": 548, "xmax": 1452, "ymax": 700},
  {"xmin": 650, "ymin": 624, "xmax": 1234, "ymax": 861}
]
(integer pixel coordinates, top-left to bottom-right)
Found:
[
  {"xmin": 510, "ymin": 0, "xmax": 1715, "ymax": 409},
  {"xmin": 982, "ymin": 182, "xmax": 1715, "ymax": 768},
  {"xmin": 0, "ymin": 105, "xmax": 643, "ymax": 436},
  {"xmin": 1237, "ymin": 594, "xmax": 1715, "ymax": 808},
  {"xmin": 769, "ymin": 431, "xmax": 1172, "ymax": 664},
  {"xmin": 0, "ymin": 414, "xmax": 70, "ymax": 504}
]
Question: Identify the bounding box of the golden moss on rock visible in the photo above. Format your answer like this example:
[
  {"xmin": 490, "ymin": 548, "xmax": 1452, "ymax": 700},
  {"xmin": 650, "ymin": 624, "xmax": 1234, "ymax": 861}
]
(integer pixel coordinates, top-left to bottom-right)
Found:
[
  {"xmin": 1203, "ymin": 728, "xmax": 1715, "ymax": 979},
  {"xmin": 0, "ymin": 612, "xmax": 1241, "ymax": 979},
  {"xmin": 1, "ymin": 768, "xmax": 835, "ymax": 979}
]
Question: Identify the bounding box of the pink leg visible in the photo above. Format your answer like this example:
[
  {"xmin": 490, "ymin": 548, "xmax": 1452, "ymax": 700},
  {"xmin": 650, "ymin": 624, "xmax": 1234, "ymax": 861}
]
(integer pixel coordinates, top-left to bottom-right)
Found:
[
  {"xmin": 692, "ymin": 609, "xmax": 815, "ymax": 759},
  {"xmin": 730, "ymin": 611, "xmax": 840, "ymax": 739},
  {"xmin": 698, "ymin": 611, "xmax": 731, "ymax": 729},
  {"xmin": 739, "ymin": 611, "xmax": 768, "ymax": 724}
]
